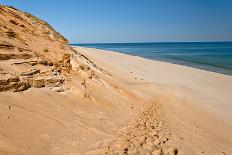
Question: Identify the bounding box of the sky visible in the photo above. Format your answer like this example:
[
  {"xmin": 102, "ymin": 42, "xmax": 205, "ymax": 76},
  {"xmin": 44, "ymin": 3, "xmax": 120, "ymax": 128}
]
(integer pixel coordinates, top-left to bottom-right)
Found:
[{"xmin": 0, "ymin": 0, "xmax": 232, "ymax": 43}]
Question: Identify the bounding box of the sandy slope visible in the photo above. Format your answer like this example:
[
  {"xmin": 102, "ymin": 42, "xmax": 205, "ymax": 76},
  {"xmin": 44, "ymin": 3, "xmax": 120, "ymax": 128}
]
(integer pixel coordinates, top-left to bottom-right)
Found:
[
  {"xmin": 1, "ymin": 5, "xmax": 181, "ymax": 155},
  {"xmin": 74, "ymin": 46, "xmax": 232, "ymax": 155},
  {"xmin": 0, "ymin": 47, "xmax": 177, "ymax": 155}
]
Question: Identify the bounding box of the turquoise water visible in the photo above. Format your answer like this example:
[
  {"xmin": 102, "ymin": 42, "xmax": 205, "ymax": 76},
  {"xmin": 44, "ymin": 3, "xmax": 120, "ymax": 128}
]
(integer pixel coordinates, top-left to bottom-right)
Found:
[{"xmin": 72, "ymin": 42, "xmax": 232, "ymax": 76}]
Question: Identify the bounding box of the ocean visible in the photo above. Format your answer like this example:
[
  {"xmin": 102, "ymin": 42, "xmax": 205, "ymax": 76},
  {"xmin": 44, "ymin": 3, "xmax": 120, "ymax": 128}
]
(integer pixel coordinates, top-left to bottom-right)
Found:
[{"xmin": 72, "ymin": 42, "xmax": 232, "ymax": 76}]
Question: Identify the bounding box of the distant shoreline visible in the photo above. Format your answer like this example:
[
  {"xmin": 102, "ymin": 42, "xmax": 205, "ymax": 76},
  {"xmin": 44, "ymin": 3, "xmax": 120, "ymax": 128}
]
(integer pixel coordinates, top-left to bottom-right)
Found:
[{"xmin": 72, "ymin": 42, "xmax": 232, "ymax": 76}]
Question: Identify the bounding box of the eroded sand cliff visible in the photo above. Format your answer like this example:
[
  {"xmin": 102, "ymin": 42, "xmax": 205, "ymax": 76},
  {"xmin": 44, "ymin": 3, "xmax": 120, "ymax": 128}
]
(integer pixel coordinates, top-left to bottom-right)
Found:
[{"xmin": 0, "ymin": 5, "xmax": 179, "ymax": 155}]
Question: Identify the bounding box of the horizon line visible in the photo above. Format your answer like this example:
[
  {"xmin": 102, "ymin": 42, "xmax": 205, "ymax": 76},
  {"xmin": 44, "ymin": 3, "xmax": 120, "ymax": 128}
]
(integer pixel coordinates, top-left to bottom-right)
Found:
[{"xmin": 70, "ymin": 41, "xmax": 232, "ymax": 45}]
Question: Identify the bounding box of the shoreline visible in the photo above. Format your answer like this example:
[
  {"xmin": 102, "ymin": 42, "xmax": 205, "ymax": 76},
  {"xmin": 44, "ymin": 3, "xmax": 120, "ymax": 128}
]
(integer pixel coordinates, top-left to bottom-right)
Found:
[
  {"xmin": 78, "ymin": 46, "xmax": 232, "ymax": 76},
  {"xmin": 73, "ymin": 42, "xmax": 232, "ymax": 76}
]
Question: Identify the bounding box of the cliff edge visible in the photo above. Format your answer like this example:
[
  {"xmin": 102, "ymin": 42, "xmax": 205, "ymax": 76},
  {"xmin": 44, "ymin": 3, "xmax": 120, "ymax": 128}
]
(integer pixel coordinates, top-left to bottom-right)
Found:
[{"xmin": 0, "ymin": 5, "xmax": 76, "ymax": 92}]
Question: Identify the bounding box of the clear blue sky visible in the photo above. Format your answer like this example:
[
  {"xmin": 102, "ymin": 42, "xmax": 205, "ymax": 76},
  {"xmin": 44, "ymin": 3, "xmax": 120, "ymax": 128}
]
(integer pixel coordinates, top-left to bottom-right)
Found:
[{"xmin": 1, "ymin": 0, "xmax": 232, "ymax": 43}]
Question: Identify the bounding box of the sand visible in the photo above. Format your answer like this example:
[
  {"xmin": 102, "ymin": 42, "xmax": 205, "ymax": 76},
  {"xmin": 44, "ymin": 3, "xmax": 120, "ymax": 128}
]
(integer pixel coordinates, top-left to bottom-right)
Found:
[
  {"xmin": 74, "ymin": 46, "xmax": 232, "ymax": 154},
  {"xmin": 75, "ymin": 47, "xmax": 232, "ymax": 121},
  {"xmin": 0, "ymin": 45, "xmax": 232, "ymax": 155}
]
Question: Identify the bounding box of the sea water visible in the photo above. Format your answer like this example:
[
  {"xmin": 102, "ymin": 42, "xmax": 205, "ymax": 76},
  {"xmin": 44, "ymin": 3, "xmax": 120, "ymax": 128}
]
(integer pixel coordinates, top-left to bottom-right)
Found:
[{"xmin": 72, "ymin": 42, "xmax": 232, "ymax": 76}]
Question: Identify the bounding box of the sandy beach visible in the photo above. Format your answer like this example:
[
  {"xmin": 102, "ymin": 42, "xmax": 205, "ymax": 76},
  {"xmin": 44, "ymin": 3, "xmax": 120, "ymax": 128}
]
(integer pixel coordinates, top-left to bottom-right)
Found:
[
  {"xmin": 73, "ymin": 46, "xmax": 232, "ymax": 154},
  {"xmin": 74, "ymin": 46, "xmax": 232, "ymax": 122}
]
